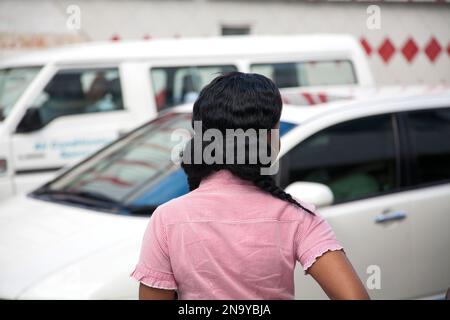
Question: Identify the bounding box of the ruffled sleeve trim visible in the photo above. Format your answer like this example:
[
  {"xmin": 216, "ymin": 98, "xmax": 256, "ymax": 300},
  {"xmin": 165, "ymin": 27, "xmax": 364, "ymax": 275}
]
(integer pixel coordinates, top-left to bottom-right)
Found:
[
  {"xmin": 130, "ymin": 264, "xmax": 177, "ymax": 290},
  {"xmin": 301, "ymin": 242, "xmax": 344, "ymax": 273}
]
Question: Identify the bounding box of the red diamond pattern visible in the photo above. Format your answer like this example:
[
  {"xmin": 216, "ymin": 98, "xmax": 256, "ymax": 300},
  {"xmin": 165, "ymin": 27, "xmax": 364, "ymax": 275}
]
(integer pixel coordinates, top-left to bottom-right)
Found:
[
  {"xmin": 360, "ymin": 37, "xmax": 372, "ymax": 56},
  {"xmin": 362, "ymin": 37, "xmax": 450, "ymax": 64},
  {"xmin": 378, "ymin": 38, "xmax": 396, "ymax": 64},
  {"xmin": 424, "ymin": 37, "xmax": 442, "ymax": 63},
  {"xmin": 401, "ymin": 38, "xmax": 418, "ymax": 63}
]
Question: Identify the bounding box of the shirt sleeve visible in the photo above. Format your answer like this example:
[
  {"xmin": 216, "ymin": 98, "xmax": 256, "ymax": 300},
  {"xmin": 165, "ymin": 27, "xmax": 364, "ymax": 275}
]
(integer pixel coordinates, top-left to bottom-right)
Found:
[
  {"xmin": 130, "ymin": 207, "xmax": 177, "ymax": 290},
  {"xmin": 295, "ymin": 207, "xmax": 344, "ymax": 273}
]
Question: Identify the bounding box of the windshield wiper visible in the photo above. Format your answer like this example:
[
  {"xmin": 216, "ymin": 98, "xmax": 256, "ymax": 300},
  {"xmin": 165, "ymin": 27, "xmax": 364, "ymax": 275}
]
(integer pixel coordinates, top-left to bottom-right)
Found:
[
  {"xmin": 32, "ymin": 188, "xmax": 121, "ymax": 209},
  {"xmin": 122, "ymin": 204, "xmax": 157, "ymax": 216},
  {"xmin": 32, "ymin": 188, "xmax": 157, "ymax": 215}
]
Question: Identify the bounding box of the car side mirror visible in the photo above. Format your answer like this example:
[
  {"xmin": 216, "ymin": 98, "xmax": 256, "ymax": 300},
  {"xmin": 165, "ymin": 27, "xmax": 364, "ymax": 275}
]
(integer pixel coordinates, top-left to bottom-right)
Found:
[
  {"xmin": 285, "ymin": 181, "xmax": 334, "ymax": 208},
  {"xmin": 16, "ymin": 108, "xmax": 43, "ymax": 133}
]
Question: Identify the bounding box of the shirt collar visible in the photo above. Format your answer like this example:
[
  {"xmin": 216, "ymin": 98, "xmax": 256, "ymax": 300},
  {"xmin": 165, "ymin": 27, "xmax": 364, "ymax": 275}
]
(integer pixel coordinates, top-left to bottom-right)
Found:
[{"xmin": 199, "ymin": 169, "xmax": 256, "ymax": 189}]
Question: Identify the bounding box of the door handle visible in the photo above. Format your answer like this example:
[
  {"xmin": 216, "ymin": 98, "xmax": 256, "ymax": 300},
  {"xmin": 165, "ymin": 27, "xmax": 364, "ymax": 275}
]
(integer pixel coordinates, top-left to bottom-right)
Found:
[{"xmin": 375, "ymin": 211, "xmax": 407, "ymax": 224}]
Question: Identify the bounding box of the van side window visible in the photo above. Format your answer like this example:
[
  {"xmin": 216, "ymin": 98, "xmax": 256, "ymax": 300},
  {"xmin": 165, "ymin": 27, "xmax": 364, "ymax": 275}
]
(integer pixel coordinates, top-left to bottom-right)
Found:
[
  {"xmin": 250, "ymin": 60, "xmax": 356, "ymax": 88},
  {"xmin": 407, "ymin": 107, "xmax": 450, "ymax": 185},
  {"xmin": 150, "ymin": 65, "xmax": 237, "ymax": 111},
  {"xmin": 28, "ymin": 68, "xmax": 123, "ymax": 126},
  {"xmin": 0, "ymin": 67, "xmax": 41, "ymax": 121},
  {"xmin": 281, "ymin": 114, "xmax": 398, "ymax": 204}
]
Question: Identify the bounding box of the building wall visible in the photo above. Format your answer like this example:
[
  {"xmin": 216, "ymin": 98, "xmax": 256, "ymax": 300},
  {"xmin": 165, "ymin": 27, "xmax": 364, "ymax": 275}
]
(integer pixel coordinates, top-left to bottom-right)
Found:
[{"xmin": 1, "ymin": 0, "xmax": 449, "ymax": 86}]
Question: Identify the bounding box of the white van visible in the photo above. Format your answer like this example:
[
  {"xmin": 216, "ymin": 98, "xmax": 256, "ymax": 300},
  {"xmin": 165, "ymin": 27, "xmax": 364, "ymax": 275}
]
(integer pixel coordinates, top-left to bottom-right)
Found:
[{"xmin": 0, "ymin": 35, "xmax": 374, "ymax": 200}]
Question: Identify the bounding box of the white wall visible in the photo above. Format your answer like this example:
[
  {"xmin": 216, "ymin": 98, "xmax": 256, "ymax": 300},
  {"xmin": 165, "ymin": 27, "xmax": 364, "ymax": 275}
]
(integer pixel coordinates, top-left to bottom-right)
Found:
[{"xmin": 1, "ymin": 0, "xmax": 449, "ymax": 85}]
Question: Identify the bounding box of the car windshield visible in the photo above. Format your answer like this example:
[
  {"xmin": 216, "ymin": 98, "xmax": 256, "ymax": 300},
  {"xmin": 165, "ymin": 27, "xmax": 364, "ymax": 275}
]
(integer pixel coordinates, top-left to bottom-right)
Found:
[
  {"xmin": 0, "ymin": 67, "xmax": 42, "ymax": 121},
  {"xmin": 33, "ymin": 114, "xmax": 297, "ymax": 214},
  {"xmin": 36, "ymin": 113, "xmax": 192, "ymax": 209}
]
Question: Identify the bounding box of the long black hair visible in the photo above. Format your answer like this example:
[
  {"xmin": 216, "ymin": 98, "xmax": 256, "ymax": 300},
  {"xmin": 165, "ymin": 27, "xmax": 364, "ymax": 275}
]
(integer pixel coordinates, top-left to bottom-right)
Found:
[{"xmin": 181, "ymin": 72, "xmax": 314, "ymax": 214}]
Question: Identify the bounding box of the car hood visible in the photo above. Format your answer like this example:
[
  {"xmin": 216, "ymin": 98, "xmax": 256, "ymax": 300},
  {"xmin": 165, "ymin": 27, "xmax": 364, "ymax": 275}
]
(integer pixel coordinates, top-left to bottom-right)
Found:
[{"xmin": 0, "ymin": 195, "xmax": 149, "ymax": 299}]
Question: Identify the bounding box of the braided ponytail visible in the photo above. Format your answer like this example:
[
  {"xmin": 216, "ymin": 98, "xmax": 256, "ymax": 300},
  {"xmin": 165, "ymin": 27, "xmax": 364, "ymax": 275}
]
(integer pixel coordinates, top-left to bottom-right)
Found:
[
  {"xmin": 181, "ymin": 139, "xmax": 315, "ymax": 215},
  {"xmin": 252, "ymin": 175, "xmax": 315, "ymax": 215}
]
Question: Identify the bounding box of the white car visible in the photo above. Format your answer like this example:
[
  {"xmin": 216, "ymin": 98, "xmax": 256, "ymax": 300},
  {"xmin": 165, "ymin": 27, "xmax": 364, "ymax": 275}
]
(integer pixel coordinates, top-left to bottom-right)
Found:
[
  {"xmin": 0, "ymin": 91, "xmax": 449, "ymax": 299},
  {"xmin": 0, "ymin": 34, "xmax": 373, "ymax": 200}
]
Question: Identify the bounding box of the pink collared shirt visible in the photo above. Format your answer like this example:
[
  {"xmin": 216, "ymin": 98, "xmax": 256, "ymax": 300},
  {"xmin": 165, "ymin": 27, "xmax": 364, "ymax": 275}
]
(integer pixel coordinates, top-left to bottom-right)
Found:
[{"xmin": 131, "ymin": 170, "xmax": 343, "ymax": 299}]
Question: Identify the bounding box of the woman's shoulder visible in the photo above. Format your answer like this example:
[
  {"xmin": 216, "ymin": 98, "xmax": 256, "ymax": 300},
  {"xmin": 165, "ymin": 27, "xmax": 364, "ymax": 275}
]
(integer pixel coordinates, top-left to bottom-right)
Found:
[
  {"xmin": 278, "ymin": 197, "xmax": 322, "ymax": 223},
  {"xmin": 151, "ymin": 190, "xmax": 200, "ymax": 223},
  {"xmin": 293, "ymin": 197, "xmax": 317, "ymax": 214}
]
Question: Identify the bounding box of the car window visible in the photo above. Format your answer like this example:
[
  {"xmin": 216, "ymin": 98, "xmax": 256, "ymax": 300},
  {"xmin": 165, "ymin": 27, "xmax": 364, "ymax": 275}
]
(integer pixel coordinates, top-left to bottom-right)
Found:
[
  {"xmin": 0, "ymin": 67, "xmax": 41, "ymax": 121},
  {"xmin": 28, "ymin": 68, "xmax": 123, "ymax": 126},
  {"xmin": 281, "ymin": 114, "xmax": 398, "ymax": 203},
  {"xmin": 150, "ymin": 65, "xmax": 237, "ymax": 111},
  {"xmin": 407, "ymin": 107, "xmax": 450, "ymax": 186},
  {"xmin": 250, "ymin": 60, "xmax": 356, "ymax": 88}
]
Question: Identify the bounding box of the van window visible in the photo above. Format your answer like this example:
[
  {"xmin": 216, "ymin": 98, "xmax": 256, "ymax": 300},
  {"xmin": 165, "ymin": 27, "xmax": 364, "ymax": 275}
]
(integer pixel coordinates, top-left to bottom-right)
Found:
[
  {"xmin": 0, "ymin": 67, "xmax": 41, "ymax": 121},
  {"xmin": 150, "ymin": 65, "xmax": 237, "ymax": 111},
  {"xmin": 281, "ymin": 114, "xmax": 397, "ymax": 203},
  {"xmin": 250, "ymin": 60, "xmax": 356, "ymax": 88},
  {"xmin": 221, "ymin": 25, "xmax": 251, "ymax": 36},
  {"xmin": 28, "ymin": 68, "xmax": 123, "ymax": 126},
  {"xmin": 407, "ymin": 107, "xmax": 450, "ymax": 185}
]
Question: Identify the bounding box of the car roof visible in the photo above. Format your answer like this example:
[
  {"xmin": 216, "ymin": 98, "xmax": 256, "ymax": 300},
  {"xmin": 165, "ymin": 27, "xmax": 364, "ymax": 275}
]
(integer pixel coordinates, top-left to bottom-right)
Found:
[
  {"xmin": 171, "ymin": 90, "xmax": 450, "ymax": 125},
  {"xmin": 0, "ymin": 34, "xmax": 359, "ymax": 67},
  {"xmin": 168, "ymin": 103, "xmax": 320, "ymax": 124}
]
